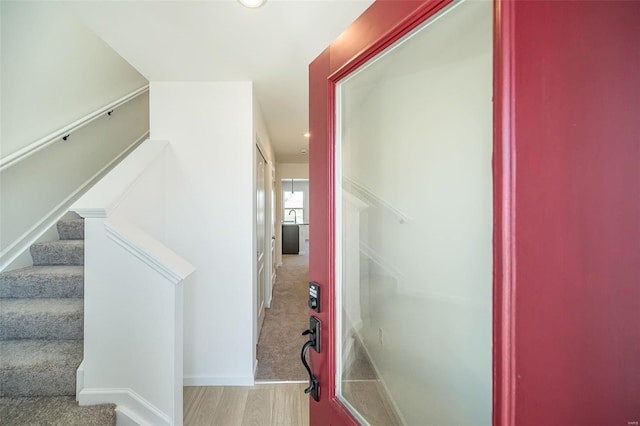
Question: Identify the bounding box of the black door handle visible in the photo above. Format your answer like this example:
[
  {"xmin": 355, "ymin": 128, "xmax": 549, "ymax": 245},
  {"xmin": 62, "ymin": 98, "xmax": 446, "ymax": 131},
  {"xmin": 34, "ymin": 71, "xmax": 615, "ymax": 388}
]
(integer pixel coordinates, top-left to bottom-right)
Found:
[
  {"xmin": 301, "ymin": 340, "xmax": 319, "ymax": 401},
  {"xmin": 301, "ymin": 316, "xmax": 321, "ymax": 401}
]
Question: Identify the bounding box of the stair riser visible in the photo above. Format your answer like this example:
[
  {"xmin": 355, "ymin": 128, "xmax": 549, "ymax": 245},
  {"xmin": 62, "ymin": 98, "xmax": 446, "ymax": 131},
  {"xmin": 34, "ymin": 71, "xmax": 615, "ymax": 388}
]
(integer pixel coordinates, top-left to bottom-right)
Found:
[
  {"xmin": 57, "ymin": 221, "xmax": 85, "ymax": 240},
  {"xmin": 30, "ymin": 246, "xmax": 83, "ymax": 266},
  {"xmin": 0, "ymin": 313, "xmax": 83, "ymax": 340},
  {"xmin": 0, "ymin": 367, "xmax": 76, "ymax": 397},
  {"xmin": 0, "ymin": 277, "xmax": 83, "ymax": 299}
]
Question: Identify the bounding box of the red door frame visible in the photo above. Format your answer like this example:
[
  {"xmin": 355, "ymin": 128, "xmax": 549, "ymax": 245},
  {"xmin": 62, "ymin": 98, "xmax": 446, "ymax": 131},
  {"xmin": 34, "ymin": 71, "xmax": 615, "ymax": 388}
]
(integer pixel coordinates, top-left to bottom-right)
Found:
[
  {"xmin": 308, "ymin": 0, "xmax": 514, "ymax": 424},
  {"xmin": 492, "ymin": 0, "xmax": 515, "ymax": 424}
]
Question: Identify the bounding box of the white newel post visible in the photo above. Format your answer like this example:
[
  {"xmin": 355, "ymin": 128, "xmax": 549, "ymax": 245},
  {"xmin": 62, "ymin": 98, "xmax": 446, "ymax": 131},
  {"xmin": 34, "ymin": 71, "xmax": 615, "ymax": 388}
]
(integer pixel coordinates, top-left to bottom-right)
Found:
[{"xmin": 72, "ymin": 140, "xmax": 195, "ymax": 426}]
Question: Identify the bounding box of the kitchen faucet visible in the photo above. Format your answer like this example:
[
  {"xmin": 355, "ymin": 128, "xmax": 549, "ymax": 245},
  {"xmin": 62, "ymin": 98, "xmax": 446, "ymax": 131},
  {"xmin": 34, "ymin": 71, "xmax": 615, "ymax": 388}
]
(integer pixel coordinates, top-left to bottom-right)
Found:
[{"xmin": 288, "ymin": 209, "xmax": 297, "ymax": 223}]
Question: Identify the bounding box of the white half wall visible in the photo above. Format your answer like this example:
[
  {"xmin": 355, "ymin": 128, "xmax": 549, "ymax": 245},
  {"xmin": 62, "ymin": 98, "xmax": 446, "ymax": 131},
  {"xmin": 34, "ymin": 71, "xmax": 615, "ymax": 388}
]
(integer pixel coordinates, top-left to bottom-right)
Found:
[
  {"xmin": 150, "ymin": 81, "xmax": 257, "ymax": 385},
  {"xmin": 73, "ymin": 139, "xmax": 196, "ymax": 426}
]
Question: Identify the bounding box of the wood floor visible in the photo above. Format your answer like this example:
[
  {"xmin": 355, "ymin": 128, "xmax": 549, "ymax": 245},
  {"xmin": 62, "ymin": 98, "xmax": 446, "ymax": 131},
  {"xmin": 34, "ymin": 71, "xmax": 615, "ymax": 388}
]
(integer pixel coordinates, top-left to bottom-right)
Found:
[{"xmin": 184, "ymin": 383, "xmax": 309, "ymax": 426}]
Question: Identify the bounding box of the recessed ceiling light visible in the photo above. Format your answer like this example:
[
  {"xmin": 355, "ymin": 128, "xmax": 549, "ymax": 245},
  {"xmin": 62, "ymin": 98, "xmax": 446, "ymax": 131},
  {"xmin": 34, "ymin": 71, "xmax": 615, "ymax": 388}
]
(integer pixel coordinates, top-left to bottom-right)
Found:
[
  {"xmin": 303, "ymin": 132, "xmax": 311, "ymax": 138},
  {"xmin": 237, "ymin": 0, "xmax": 266, "ymax": 8}
]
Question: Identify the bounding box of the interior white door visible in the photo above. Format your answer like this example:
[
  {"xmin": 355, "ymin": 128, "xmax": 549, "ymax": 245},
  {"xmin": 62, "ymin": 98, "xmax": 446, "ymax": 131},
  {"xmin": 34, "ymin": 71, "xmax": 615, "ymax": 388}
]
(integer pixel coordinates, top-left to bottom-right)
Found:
[{"xmin": 256, "ymin": 146, "xmax": 266, "ymax": 336}]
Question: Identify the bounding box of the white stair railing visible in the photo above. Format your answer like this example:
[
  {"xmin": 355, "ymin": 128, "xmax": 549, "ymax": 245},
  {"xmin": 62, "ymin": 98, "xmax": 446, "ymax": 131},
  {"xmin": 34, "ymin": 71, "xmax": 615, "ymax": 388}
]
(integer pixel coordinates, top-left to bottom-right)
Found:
[{"xmin": 72, "ymin": 139, "xmax": 195, "ymax": 426}]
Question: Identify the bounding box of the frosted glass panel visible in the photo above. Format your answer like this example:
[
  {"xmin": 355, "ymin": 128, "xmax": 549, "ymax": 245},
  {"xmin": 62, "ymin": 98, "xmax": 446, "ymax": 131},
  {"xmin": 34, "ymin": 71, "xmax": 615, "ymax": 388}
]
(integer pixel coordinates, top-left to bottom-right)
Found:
[{"xmin": 335, "ymin": 1, "xmax": 493, "ymax": 424}]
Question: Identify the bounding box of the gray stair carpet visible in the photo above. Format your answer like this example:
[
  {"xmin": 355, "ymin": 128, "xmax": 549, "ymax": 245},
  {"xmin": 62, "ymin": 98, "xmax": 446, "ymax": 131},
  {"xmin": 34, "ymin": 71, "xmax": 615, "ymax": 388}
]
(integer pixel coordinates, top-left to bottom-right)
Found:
[
  {"xmin": 31, "ymin": 240, "xmax": 84, "ymax": 266},
  {"xmin": 0, "ymin": 299, "xmax": 83, "ymax": 340},
  {"xmin": 0, "ymin": 214, "xmax": 115, "ymax": 425},
  {"xmin": 0, "ymin": 266, "xmax": 84, "ymax": 299},
  {"xmin": 0, "ymin": 340, "xmax": 83, "ymax": 397},
  {"xmin": 57, "ymin": 219, "xmax": 85, "ymax": 241}
]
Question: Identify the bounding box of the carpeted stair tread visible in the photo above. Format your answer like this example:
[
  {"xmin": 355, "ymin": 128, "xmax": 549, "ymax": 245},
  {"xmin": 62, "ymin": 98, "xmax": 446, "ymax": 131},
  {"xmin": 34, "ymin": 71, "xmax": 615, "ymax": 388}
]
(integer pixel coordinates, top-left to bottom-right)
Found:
[
  {"xmin": 30, "ymin": 240, "xmax": 84, "ymax": 266},
  {"xmin": 0, "ymin": 266, "xmax": 84, "ymax": 298},
  {"xmin": 57, "ymin": 218, "xmax": 85, "ymax": 241},
  {"xmin": 0, "ymin": 299, "xmax": 83, "ymax": 340},
  {"xmin": 0, "ymin": 340, "xmax": 82, "ymax": 397},
  {"xmin": 0, "ymin": 396, "xmax": 115, "ymax": 426}
]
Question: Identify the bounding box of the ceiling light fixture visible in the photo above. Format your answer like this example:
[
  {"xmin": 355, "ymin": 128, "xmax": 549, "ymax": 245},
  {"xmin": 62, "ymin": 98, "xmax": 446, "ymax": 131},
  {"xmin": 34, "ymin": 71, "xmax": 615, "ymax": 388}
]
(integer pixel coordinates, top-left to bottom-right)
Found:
[
  {"xmin": 237, "ymin": 0, "xmax": 266, "ymax": 8},
  {"xmin": 303, "ymin": 132, "xmax": 311, "ymax": 138}
]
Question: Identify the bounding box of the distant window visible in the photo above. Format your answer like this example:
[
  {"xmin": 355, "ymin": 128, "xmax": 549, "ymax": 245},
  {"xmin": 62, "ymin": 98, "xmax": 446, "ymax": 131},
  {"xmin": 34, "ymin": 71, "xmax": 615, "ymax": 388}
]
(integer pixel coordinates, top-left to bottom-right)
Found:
[{"xmin": 284, "ymin": 191, "xmax": 304, "ymax": 224}]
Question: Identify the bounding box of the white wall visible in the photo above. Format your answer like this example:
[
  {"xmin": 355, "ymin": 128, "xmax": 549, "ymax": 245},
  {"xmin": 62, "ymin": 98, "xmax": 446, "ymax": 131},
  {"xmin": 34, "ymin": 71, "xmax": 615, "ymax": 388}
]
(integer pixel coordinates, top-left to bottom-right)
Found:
[
  {"xmin": 0, "ymin": 1, "xmax": 147, "ymax": 156},
  {"xmin": 277, "ymin": 163, "xmax": 308, "ymax": 179},
  {"xmin": 252, "ymin": 97, "xmax": 275, "ymax": 165},
  {"xmin": 150, "ymin": 81, "xmax": 257, "ymax": 385}
]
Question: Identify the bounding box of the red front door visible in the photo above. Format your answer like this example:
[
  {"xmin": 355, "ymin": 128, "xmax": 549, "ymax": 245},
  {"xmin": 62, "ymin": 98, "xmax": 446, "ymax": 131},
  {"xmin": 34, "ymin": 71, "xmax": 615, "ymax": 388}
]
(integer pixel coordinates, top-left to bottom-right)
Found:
[
  {"xmin": 308, "ymin": 0, "xmax": 640, "ymax": 425},
  {"xmin": 309, "ymin": 0, "xmax": 492, "ymax": 425}
]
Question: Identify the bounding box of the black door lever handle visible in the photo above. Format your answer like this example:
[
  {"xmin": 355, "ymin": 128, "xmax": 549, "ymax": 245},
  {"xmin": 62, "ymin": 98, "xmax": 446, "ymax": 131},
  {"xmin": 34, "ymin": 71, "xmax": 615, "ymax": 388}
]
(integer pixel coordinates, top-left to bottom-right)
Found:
[
  {"xmin": 301, "ymin": 339, "xmax": 319, "ymax": 401},
  {"xmin": 300, "ymin": 316, "xmax": 321, "ymax": 401}
]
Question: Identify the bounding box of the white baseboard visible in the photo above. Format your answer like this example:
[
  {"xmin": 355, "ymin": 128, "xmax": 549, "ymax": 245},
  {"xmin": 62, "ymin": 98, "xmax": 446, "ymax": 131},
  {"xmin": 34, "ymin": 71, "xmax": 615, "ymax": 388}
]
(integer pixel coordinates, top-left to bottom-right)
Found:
[
  {"xmin": 79, "ymin": 387, "xmax": 171, "ymax": 426},
  {"xmin": 116, "ymin": 406, "xmax": 146, "ymax": 426},
  {"xmin": 76, "ymin": 360, "xmax": 85, "ymax": 401},
  {"xmin": 183, "ymin": 375, "xmax": 254, "ymax": 386},
  {"xmin": 0, "ymin": 131, "xmax": 149, "ymax": 272}
]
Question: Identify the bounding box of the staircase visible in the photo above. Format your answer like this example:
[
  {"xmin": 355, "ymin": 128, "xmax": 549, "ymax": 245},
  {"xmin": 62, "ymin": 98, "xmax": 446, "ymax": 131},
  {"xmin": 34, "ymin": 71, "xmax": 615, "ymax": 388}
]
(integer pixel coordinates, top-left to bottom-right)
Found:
[{"xmin": 0, "ymin": 215, "xmax": 116, "ymax": 425}]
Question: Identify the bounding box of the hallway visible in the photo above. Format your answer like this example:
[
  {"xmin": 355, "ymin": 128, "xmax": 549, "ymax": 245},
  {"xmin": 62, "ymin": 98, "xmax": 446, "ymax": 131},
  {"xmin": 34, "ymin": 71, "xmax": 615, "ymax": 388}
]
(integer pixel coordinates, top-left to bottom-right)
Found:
[{"xmin": 255, "ymin": 252, "xmax": 309, "ymax": 381}]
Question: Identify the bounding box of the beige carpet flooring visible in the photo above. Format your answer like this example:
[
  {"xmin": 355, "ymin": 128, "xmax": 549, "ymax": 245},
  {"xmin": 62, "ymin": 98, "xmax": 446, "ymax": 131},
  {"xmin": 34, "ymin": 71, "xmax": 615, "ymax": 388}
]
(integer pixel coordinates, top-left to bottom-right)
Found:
[
  {"xmin": 255, "ymin": 249, "xmax": 376, "ymax": 382},
  {"xmin": 255, "ymin": 253, "xmax": 310, "ymax": 381}
]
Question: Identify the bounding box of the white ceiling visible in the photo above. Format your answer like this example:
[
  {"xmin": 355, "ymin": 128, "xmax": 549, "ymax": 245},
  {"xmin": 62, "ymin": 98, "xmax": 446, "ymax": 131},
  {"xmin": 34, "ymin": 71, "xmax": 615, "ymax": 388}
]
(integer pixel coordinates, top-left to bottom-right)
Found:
[{"xmin": 68, "ymin": 0, "xmax": 374, "ymax": 163}]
